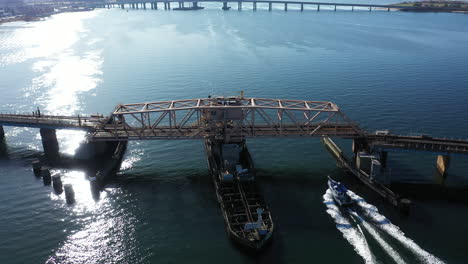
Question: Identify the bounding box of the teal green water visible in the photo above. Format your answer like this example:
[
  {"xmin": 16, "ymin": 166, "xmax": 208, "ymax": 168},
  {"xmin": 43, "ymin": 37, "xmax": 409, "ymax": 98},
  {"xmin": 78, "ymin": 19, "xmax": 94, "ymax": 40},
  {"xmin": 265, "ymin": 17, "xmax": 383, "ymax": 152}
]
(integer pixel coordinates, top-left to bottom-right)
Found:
[{"xmin": 1, "ymin": 6, "xmax": 468, "ymax": 264}]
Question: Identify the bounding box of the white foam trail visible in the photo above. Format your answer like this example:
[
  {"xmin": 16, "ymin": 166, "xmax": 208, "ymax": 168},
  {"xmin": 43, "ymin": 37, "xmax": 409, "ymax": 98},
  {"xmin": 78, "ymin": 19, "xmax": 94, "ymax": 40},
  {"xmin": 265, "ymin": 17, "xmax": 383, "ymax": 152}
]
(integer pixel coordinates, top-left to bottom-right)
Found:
[
  {"xmin": 323, "ymin": 190, "xmax": 376, "ymax": 264},
  {"xmin": 348, "ymin": 209, "xmax": 406, "ymax": 264},
  {"xmin": 347, "ymin": 191, "xmax": 445, "ymax": 264}
]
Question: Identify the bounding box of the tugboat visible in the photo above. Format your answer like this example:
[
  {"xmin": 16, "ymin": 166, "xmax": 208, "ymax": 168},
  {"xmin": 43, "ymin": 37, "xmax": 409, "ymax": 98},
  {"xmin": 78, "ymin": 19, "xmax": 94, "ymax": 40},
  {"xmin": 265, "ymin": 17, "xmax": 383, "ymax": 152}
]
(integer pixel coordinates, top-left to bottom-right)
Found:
[
  {"xmin": 327, "ymin": 176, "xmax": 354, "ymax": 206},
  {"xmin": 205, "ymin": 139, "xmax": 274, "ymax": 250}
]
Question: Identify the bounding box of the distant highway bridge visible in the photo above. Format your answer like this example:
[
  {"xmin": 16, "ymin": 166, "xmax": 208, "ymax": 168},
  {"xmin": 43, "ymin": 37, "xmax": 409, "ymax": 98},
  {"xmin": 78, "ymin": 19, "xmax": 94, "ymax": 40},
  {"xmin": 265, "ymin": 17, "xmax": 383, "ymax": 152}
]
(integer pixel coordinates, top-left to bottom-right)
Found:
[{"xmin": 100, "ymin": 0, "xmax": 416, "ymax": 12}]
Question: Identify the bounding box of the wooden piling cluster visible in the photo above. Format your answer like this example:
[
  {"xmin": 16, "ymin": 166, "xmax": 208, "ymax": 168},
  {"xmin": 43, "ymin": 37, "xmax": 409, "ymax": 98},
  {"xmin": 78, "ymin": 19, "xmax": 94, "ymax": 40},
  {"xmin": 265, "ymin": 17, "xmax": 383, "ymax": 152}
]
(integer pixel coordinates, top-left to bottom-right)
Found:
[{"xmin": 31, "ymin": 160, "xmax": 75, "ymax": 204}]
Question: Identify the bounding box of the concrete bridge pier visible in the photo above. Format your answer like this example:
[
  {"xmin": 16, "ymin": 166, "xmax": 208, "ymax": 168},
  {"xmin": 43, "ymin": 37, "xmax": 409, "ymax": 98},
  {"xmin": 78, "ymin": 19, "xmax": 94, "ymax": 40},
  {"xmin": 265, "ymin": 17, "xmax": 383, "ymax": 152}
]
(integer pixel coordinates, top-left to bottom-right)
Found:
[
  {"xmin": 379, "ymin": 151, "xmax": 388, "ymax": 172},
  {"xmin": 0, "ymin": 125, "xmax": 4, "ymax": 141},
  {"xmin": 132, "ymin": 3, "xmax": 135, "ymax": 8},
  {"xmin": 253, "ymin": 2, "xmax": 257, "ymax": 11},
  {"xmin": 352, "ymin": 6, "xmax": 354, "ymax": 11},
  {"xmin": 222, "ymin": 2, "xmax": 230, "ymax": 10},
  {"xmin": 434, "ymin": 155, "xmax": 450, "ymax": 184},
  {"xmin": 284, "ymin": 3, "xmax": 287, "ymax": 11},
  {"xmin": 352, "ymin": 138, "xmax": 366, "ymax": 155},
  {"xmin": 143, "ymin": 3, "xmax": 146, "ymax": 9},
  {"xmin": 356, "ymin": 151, "xmax": 383, "ymax": 181},
  {"xmin": 193, "ymin": 2, "xmax": 199, "ymax": 8},
  {"xmin": 121, "ymin": 4, "xmax": 125, "ymax": 9},
  {"xmin": 268, "ymin": 2, "xmax": 272, "ymax": 11},
  {"xmin": 334, "ymin": 5, "xmax": 336, "ymax": 11},
  {"xmin": 388, "ymin": 7, "xmax": 390, "ymax": 11},
  {"xmin": 155, "ymin": 2, "xmax": 158, "ymax": 9},
  {"xmin": 317, "ymin": 4, "xmax": 320, "ymax": 11},
  {"xmin": 40, "ymin": 128, "xmax": 59, "ymax": 160},
  {"xmin": 164, "ymin": 2, "xmax": 167, "ymax": 9},
  {"xmin": 301, "ymin": 4, "xmax": 303, "ymax": 11},
  {"xmin": 238, "ymin": 2, "xmax": 242, "ymax": 10},
  {"xmin": 369, "ymin": 6, "xmax": 372, "ymax": 11},
  {"xmin": 168, "ymin": 2, "xmax": 171, "ymax": 9},
  {"xmin": 370, "ymin": 158, "xmax": 382, "ymax": 181}
]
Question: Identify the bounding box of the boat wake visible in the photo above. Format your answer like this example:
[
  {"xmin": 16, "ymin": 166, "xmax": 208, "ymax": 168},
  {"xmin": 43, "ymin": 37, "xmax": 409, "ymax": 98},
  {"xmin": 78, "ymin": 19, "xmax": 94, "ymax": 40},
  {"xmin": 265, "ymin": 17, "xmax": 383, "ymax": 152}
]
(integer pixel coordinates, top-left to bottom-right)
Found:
[
  {"xmin": 323, "ymin": 189, "xmax": 445, "ymax": 264},
  {"xmin": 323, "ymin": 191, "xmax": 376, "ymax": 264}
]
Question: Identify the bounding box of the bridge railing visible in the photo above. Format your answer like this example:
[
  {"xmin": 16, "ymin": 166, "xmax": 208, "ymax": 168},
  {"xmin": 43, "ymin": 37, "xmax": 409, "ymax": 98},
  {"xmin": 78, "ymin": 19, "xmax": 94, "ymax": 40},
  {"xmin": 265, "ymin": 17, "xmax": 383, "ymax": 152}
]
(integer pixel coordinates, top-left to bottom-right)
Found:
[{"xmin": 0, "ymin": 112, "xmax": 106, "ymax": 128}]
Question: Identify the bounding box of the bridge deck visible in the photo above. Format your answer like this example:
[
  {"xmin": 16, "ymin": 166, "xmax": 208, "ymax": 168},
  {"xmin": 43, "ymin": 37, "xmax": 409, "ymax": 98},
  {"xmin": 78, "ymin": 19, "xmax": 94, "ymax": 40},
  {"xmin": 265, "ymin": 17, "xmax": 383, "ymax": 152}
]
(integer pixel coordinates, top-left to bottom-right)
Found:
[
  {"xmin": 0, "ymin": 113, "xmax": 105, "ymax": 130},
  {"xmin": 0, "ymin": 97, "xmax": 467, "ymax": 155},
  {"xmin": 368, "ymin": 135, "xmax": 468, "ymax": 155},
  {"xmin": 90, "ymin": 124, "xmax": 361, "ymax": 140},
  {"xmin": 114, "ymin": 0, "xmax": 413, "ymax": 9}
]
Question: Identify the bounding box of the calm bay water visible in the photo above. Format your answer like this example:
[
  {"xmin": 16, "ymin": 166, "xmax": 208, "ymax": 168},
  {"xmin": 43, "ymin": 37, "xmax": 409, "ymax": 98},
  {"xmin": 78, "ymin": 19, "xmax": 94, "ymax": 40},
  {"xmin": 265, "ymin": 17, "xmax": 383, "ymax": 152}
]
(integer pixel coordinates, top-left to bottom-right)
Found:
[{"xmin": 1, "ymin": 5, "xmax": 468, "ymax": 264}]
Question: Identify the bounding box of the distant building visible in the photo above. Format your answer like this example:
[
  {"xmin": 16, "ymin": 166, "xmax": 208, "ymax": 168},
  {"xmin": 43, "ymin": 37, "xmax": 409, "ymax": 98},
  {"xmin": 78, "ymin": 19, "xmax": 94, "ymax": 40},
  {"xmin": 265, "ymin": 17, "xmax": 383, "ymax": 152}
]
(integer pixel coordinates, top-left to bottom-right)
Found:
[{"xmin": 0, "ymin": 0, "xmax": 24, "ymax": 7}]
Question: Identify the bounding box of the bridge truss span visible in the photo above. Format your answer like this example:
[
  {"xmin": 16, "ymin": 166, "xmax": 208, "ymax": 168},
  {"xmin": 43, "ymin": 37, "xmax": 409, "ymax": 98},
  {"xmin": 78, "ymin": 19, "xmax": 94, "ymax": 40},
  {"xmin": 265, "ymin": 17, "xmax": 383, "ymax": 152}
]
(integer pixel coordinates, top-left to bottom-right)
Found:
[{"xmin": 90, "ymin": 97, "xmax": 364, "ymax": 141}]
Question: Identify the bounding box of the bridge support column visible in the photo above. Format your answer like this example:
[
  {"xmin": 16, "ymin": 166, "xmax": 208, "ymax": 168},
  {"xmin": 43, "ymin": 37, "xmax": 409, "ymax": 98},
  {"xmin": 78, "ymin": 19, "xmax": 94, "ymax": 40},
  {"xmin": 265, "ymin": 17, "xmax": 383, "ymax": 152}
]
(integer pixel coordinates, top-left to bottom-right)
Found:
[
  {"xmin": 352, "ymin": 6, "xmax": 354, "ymax": 11},
  {"xmin": 253, "ymin": 2, "xmax": 257, "ymax": 11},
  {"xmin": 238, "ymin": 2, "xmax": 242, "ymax": 10},
  {"xmin": 379, "ymin": 151, "xmax": 388, "ymax": 172},
  {"xmin": 434, "ymin": 155, "xmax": 450, "ymax": 184},
  {"xmin": 155, "ymin": 2, "xmax": 158, "ymax": 9},
  {"xmin": 144, "ymin": 3, "xmax": 146, "ymax": 9},
  {"xmin": 121, "ymin": 4, "xmax": 125, "ymax": 9},
  {"xmin": 369, "ymin": 6, "xmax": 371, "ymax": 11},
  {"xmin": 317, "ymin": 4, "xmax": 320, "ymax": 11},
  {"xmin": 0, "ymin": 125, "xmax": 4, "ymax": 140},
  {"xmin": 164, "ymin": 2, "xmax": 167, "ymax": 9},
  {"xmin": 222, "ymin": 2, "xmax": 230, "ymax": 10},
  {"xmin": 388, "ymin": 7, "xmax": 390, "ymax": 11},
  {"xmin": 284, "ymin": 3, "xmax": 287, "ymax": 11},
  {"xmin": 40, "ymin": 128, "xmax": 59, "ymax": 160},
  {"xmin": 268, "ymin": 2, "xmax": 272, "ymax": 11},
  {"xmin": 168, "ymin": 2, "xmax": 171, "ymax": 9},
  {"xmin": 301, "ymin": 4, "xmax": 303, "ymax": 11},
  {"xmin": 193, "ymin": 2, "xmax": 198, "ymax": 8},
  {"xmin": 370, "ymin": 158, "xmax": 382, "ymax": 181},
  {"xmin": 334, "ymin": 5, "xmax": 336, "ymax": 11},
  {"xmin": 352, "ymin": 139, "xmax": 366, "ymax": 155},
  {"xmin": 356, "ymin": 152, "xmax": 378, "ymax": 176}
]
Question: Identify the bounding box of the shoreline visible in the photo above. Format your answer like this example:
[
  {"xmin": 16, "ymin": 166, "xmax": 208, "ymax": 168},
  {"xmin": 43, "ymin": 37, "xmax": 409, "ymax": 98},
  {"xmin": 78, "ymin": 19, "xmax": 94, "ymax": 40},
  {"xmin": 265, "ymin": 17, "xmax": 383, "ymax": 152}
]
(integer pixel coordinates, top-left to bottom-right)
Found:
[
  {"xmin": 1, "ymin": 1, "xmax": 467, "ymax": 26},
  {"xmin": 394, "ymin": 1, "xmax": 468, "ymax": 13},
  {"xmin": 0, "ymin": 7, "xmax": 94, "ymax": 26}
]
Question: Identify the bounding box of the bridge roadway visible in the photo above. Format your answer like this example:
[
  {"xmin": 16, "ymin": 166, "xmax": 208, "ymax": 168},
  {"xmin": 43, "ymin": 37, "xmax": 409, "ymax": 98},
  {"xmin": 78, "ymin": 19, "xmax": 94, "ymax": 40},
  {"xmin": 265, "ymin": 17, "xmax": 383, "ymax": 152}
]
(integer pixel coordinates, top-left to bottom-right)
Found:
[
  {"xmin": 366, "ymin": 134, "xmax": 468, "ymax": 155},
  {"xmin": 0, "ymin": 97, "xmax": 467, "ymax": 154},
  {"xmin": 108, "ymin": 0, "xmax": 415, "ymax": 11},
  {"xmin": 0, "ymin": 113, "xmax": 105, "ymax": 131}
]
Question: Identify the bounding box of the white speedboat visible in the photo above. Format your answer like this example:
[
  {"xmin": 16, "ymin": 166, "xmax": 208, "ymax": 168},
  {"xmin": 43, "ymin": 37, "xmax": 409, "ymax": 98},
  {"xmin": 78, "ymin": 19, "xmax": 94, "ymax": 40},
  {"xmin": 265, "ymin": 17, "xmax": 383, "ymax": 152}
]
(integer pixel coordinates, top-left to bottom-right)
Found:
[{"xmin": 328, "ymin": 176, "xmax": 353, "ymax": 206}]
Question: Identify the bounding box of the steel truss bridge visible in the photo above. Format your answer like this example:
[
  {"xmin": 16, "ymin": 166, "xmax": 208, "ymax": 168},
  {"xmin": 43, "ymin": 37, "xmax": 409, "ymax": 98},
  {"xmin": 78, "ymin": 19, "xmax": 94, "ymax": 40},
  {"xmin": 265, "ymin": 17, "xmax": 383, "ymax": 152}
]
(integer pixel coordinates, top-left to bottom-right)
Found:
[
  {"xmin": 91, "ymin": 97, "xmax": 363, "ymax": 140},
  {"xmin": 1, "ymin": 97, "xmax": 468, "ymax": 154}
]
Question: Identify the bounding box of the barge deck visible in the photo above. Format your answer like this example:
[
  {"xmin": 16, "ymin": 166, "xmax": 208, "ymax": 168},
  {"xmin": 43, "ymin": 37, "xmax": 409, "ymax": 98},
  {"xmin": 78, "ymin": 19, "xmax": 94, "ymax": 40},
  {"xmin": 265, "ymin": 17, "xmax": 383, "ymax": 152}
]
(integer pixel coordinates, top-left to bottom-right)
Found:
[{"xmin": 205, "ymin": 138, "xmax": 274, "ymax": 250}]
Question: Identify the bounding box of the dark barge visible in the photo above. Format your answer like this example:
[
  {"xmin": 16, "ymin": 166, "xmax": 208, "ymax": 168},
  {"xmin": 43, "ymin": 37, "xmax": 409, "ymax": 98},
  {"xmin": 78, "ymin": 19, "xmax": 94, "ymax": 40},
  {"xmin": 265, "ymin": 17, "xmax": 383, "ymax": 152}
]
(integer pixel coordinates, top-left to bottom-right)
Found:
[{"xmin": 205, "ymin": 138, "xmax": 274, "ymax": 250}]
